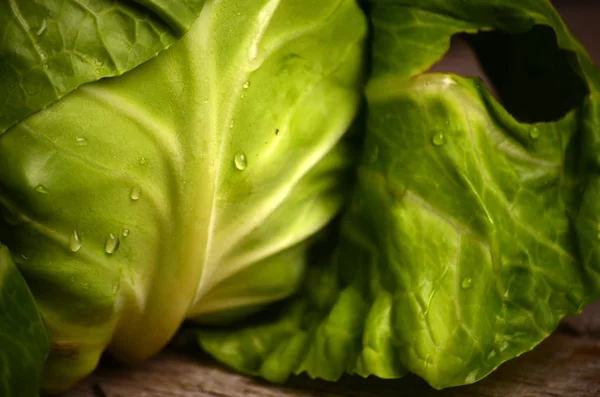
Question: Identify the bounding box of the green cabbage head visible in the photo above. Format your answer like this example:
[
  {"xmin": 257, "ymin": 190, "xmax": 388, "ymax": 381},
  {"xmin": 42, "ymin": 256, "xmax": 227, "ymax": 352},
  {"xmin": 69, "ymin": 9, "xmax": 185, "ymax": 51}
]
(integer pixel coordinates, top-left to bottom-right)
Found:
[{"xmin": 0, "ymin": 0, "xmax": 366, "ymax": 392}]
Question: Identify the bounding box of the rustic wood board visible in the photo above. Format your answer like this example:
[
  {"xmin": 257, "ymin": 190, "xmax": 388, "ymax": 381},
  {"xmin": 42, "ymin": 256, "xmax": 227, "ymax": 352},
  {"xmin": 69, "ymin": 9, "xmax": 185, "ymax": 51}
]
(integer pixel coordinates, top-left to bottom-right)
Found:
[
  {"xmin": 62, "ymin": 301, "xmax": 600, "ymax": 397},
  {"xmin": 61, "ymin": 2, "xmax": 600, "ymax": 397}
]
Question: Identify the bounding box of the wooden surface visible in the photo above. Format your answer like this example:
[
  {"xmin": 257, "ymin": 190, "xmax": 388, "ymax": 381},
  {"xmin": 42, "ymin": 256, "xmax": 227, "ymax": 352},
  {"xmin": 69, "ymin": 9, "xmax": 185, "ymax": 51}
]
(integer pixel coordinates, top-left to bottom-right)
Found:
[
  {"xmin": 62, "ymin": 3, "xmax": 600, "ymax": 397},
  {"xmin": 63, "ymin": 301, "xmax": 600, "ymax": 397}
]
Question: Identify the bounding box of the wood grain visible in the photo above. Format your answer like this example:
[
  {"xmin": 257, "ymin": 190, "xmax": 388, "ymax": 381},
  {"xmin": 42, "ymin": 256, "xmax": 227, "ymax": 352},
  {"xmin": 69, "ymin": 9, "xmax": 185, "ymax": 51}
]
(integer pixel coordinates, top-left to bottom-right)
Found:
[{"xmin": 62, "ymin": 300, "xmax": 600, "ymax": 397}]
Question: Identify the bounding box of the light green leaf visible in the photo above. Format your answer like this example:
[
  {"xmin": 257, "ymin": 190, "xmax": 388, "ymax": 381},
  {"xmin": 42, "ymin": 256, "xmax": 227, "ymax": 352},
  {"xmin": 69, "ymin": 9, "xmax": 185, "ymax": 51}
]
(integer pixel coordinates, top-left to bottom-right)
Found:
[
  {"xmin": 0, "ymin": 0, "xmax": 366, "ymax": 392},
  {"xmin": 357, "ymin": 73, "xmax": 592, "ymax": 388},
  {"xmin": 199, "ymin": 242, "xmax": 407, "ymax": 383},
  {"xmin": 197, "ymin": 0, "xmax": 600, "ymax": 389}
]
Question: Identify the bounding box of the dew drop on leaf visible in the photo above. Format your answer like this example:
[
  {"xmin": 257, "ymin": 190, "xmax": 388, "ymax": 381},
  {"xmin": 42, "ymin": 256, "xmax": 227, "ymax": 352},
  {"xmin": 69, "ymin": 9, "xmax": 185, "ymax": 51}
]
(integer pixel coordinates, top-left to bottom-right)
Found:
[
  {"xmin": 529, "ymin": 126, "xmax": 540, "ymax": 139},
  {"xmin": 130, "ymin": 186, "xmax": 141, "ymax": 201},
  {"xmin": 234, "ymin": 153, "xmax": 247, "ymax": 170},
  {"xmin": 432, "ymin": 132, "xmax": 445, "ymax": 146},
  {"xmin": 104, "ymin": 233, "xmax": 120, "ymax": 254},
  {"xmin": 69, "ymin": 231, "xmax": 82, "ymax": 252},
  {"xmin": 34, "ymin": 185, "xmax": 49, "ymax": 194},
  {"xmin": 461, "ymin": 277, "xmax": 473, "ymax": 289}
]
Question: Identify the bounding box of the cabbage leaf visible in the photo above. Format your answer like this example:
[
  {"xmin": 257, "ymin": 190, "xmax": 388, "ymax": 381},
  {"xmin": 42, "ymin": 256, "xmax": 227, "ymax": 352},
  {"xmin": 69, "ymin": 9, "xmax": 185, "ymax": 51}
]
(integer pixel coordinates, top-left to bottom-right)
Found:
[
  {"xmin": 198, "ymin": 0, "xmax": 600, "ymax": 389},
  {"xmin": 0, "ymin": 245, "xmax": 48, "ymax": 397},
  {"xmin": 0, "ymin": 0, "xmax": 206, "ymax": 133},
  {"xmin": 0, "ymin": 0, "xmax": 366, "ymax": 392}
]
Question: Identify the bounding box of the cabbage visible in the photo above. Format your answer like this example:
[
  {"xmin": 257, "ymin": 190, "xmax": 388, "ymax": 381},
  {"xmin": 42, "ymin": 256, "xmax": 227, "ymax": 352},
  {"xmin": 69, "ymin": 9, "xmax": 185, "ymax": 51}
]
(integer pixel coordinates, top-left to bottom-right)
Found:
[
  {"xmin": 2, "ymin": 0, "xmax": 600, "ymax": 396},
  {"xmin": 197, "ymin": 0, "xmax": 600, "ymax": 390},
  {"xmin": 0, "ymin": 0, "xmax": 366, "ymax": 393}
]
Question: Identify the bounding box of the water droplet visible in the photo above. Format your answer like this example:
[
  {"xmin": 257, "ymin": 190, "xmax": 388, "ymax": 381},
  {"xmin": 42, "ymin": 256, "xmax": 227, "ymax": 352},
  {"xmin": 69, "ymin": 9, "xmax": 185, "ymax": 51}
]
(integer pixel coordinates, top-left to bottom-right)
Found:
[
  {"xmin": 122, "ymin": 228, "xmax": 130, "ymax": 237},
  {"xmin": 104, "ymin": 233, "xmax": 120, "ymax": 254},
  {"xmin": 229, "ymin": 120, "xmax": 235, "ymax": 129},
  {"xmin": 35, "ymin": 184, "xmax": 49, "ymax": 194},
  {"xmin": 76, "ymin": 137, "xmax": 87, "ymax": 146},
  {"xmin": 242, "ymin": 81, "xmax": 250, "ymax": 89},
  {"xmin": 70, "ymin": 275, "xmax": 76, "ymax": 283},
  {"xmin": 234, "ymin": 153, "xmax": 247, "ymax": 170},
  {"xmin": 461, "ymin": 277, "xmax": 473, "ymax": 289},
  {"xmin": 432, "ymin": 132, "xmax": 446, "ymax": 146},
  {"xmin": 203, "ymin": 97, "xmax": 208, "ymax": 103},
  {"xmin": 69, "ymin": 231, "xmax": 82, "ymax": 252},
  {"xmin": 369, "ymin": 145, "xmax": 379, "ymax": 163},
  {"xmin": 240, "ymin": 93, "xmax": 245, "ymax": 99},
  {"xmin": 36, "ymin": 19, "xmax": 47, "ymax": 36},
  {"xmin": 529, "ymin": 126, "xmax": 540, "ymax": 139},
  {"xmin": 139, "ymin": 157, "xmax": 147, "ymax": 166},
  {"xmin": 130, "ymin": 186, "xmax": 141, "ymax": 201}
]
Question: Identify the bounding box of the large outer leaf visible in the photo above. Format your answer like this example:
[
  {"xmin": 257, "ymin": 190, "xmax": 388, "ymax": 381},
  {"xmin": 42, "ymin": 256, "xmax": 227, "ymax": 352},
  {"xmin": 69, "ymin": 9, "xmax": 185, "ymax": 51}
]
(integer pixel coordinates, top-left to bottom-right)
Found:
[
  {"xmin": 0, "ymin": 0, "xmax": 366, "ymax": 392},
  {"xmin": 350, "ymin": 74, "xmax": 593, "ymax": 387},
  {"xmin": 198, "ymin": 0, "xmax": 600, "ymax": 390},
  {"xmin": 0, "ymin": 0, "xmax": 206, "ymax": 134},
  {"xmin": 0, "ymin": 245, "xmax": 49, "ymax": 397}
]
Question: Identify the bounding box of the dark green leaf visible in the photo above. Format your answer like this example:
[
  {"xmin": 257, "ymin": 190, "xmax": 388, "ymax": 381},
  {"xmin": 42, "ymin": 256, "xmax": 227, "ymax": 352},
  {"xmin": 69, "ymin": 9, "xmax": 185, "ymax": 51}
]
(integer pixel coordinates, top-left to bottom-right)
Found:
[
  {"xmin": 0, "ymin": 0, "xmax": 206, "ymax": 134},
  {"xmin": 0, "ymin": 245, "xmax": 49, "ymax": 397}
]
